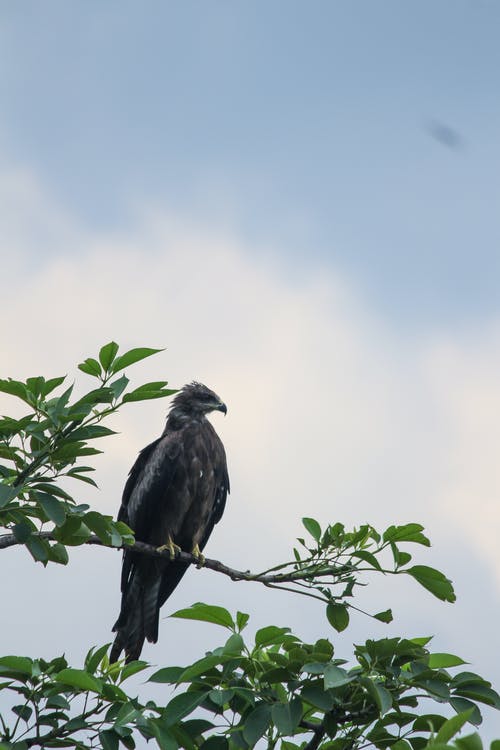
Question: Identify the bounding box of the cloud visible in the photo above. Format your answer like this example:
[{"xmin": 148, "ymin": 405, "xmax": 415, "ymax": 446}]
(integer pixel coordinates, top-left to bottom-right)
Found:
[{"xmin": 1, "ymin": 164, "xmax": 500, "ymax": 736}]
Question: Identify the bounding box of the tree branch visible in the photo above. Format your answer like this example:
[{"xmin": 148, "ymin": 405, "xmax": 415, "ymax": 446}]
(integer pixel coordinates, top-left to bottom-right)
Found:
[
  {"xmin": 0, "ymin": 531, "xmax": 344, "ymax": 592},
  {"xmin": 303, "ymin": 722, "xmax": 326, "ymax": 750}
]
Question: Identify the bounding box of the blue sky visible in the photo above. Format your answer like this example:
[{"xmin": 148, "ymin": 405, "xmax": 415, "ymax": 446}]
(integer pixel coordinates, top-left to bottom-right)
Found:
[
  {"xmin": 1, "ymin": 1, "xmax": 500, "ymax": 741},
  {"xmin": 1, "ymin": 1, "xmax": 500, "ymax": 322}
]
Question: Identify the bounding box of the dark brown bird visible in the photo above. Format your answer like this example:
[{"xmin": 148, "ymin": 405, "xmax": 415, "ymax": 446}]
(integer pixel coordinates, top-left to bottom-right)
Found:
[{"xmin": 110, "ymin": 382, "xmax": 229, "ymax": 663}]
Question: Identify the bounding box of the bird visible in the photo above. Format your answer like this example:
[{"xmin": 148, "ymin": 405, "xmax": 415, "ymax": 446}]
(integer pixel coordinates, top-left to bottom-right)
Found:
[
  {"xmin": 110, "ymin": 382, "xmax": 229, "ymax": 663},
  {"xmin": 427, "ymin": 119, "xmax": 463, "ymax": 150}
]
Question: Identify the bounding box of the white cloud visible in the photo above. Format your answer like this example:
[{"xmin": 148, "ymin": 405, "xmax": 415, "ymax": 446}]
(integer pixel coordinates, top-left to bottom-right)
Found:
[{"xmin": 1, "ymin": 165, "xmax": 500, "ymax": 736}]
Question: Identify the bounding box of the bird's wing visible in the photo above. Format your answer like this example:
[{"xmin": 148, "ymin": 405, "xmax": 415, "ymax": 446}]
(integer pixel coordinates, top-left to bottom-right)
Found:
[
  {"xmin": 118, "ymin": 433, "xmax": 182, "ymax": 594},
  {"xmin": 118, "ymin": 436, "xmax": 162, "ymax": 523},
  {"xmin": 200, "ymin": 434, "xmax": 229, "ymax": 547}
]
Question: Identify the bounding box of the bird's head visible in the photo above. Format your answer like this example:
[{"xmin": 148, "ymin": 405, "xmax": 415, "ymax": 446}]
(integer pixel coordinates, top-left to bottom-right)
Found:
[{"xmin": 170, "ymin": 382, "xmax": 227, "ymax": 420}]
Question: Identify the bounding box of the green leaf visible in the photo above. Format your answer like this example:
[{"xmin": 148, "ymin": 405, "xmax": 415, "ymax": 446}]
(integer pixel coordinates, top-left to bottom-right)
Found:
[
  {"xmin": 46, "ymin": 695, "xmax": 70, "ymax": 710},
  {"xmin": 101, "ymin": 683, "xmax": 128, "ymax": 702},
  {"xmin": 122, "ymin": 383, "xmax": 176, "ymax": 403},
  {"xmin": 383, "ymin": 523, "xmax": 430, "ymax": 546},
  {"xmin": 115, "ymin": 701, "xmax": 140, "ymax": 725},
  {"xmin": 255, "ymin": 626, "xmax": 291, "ymax": 646},
  {"xmin": 364, "ymin": 680, "xmax": 392, "ymax": 715},
  {"xmin": 224, "ymin": 633, "xmax": 244, "ymax": 654},
  {"xmin": 149, "ymin": 666, "xmax": 184, "ymax": 684},
  {"xmin": 85, "ymin": 643, "xmax": 111, "ymax": 674},
  {"xmin": 99, "ymin": 729, "xmax": 119, "ymax": 750},
  {"xmin": 109, "ymin": 374, "xmax": 129, "ymax": 399},
  {"xmin": 326, "ymin": 603, "xmax": 349, "ymax": 632},
  {"xmin": 170, "ymin": 603, "xmax": 234, "ymax": 629},
  {"xmin": 67, "ymin": 471, "xmax": 98, "ymax": 487},
  {"xmin": 200, "ymin": 737, "xmax": 228, "ymax": 750},
  {"xmin": 301, "ymin": 684, "xmax": 334, "ymax": 711},
  {"xmin": 410, "ymin": 636, "xmax": 433, "ymax": 647},
  {"xmin": 450, "ymin": 698, "xmax": 482, "ymax": 726},
  {"xmin": 119, "ymin": 660, "xmax": 149, "ymax": 682},
  {"xmin": 303, "ymin": 662, "xmax": 326, "ymax": 675},
  {"xmin": 0, "ymin": 484, "xmax": 19, "ymax": 509},
  {"xmin": 324, "ymin": 665, "xmax": 354, "ymax": 689},
  {"xmin": 147, "ymin": 719, "xmax": 177, "ymax": 750},
  {"xmin": 26, "ymin": 535, "xmax": 50, "ymax": 563},
  {"xmin": 242, "ymin": 703, "xmax": 271, "ymax": 745},
  {"xmin": 183, "ymin": 720, "xmax": 216, "ymax": 739},
  {"xmin": 271, "ymin": 698, "xmax": 302, "ymax": 735},
  {"xmin": 52, "ymin": 443, "xmax": 103, "ymax": 461},
  {"xmin": 428, "ymin": 653, "xmax": 467, "ymax": 669},
  {"xmin": 53, "ymin": 517, "xmax": 91, "ymax": 546},
  {"xmin": 0, "ymin": 379, "xmax": 31, "ymax": 405},
  {"xmin": 56, "ymin": 668, "xmax": 103, "ymax": 693},
  {"xmin": 68, "ymin": 425, "xmax": 117, "ymax": 441},
  {"xmin": 392, "ymin": 548, "xmax": 412, "ymax": 567},
  {"xmin": 455, "ymin": 735, "xmax": 484, "ymax": 750},
  {"xmin": 12, "ymin": 704, "xmax": 33, "ymax": 721},
  {"xmin": 302, "ymin": 517, "xmax": 321, "ymax": 542},
  {"xmin": 373, "ymin": 609, "xmax": 393, "ymax": 623},
  {"xmin": 69, "ymin": 387, "xmax": 114, "ymax": 414},
  {"xmin": 420, "ymin": 679, "xmax": 451, "ymax": 700},
  {"xmin": 111, "ymin": 347, "xmax": 165, "ymax": 373},
  {"xmin": 177, "ymin": 654, "xmax": 223, "ymax": 682},
  {"xmin": 435, "ymin": 709, "xmax": 474, "ymax": 743},
  {"xmin": 209, "ymin": 688, "xmax": 235, "ymax": 707},
  {"xmin": 33, "ymin": 482, "xmax": 73, "ymax": 500},
  {"xmin": 407, "ymin": 565, "xmax": 456, "ymax": 602},
  {"xmin": 78, "ymin": 358, "xmax": 102, "ymax": 378},
  {"xmin": 452, "ymin": 671, "xmax": 490, "ymax": 687},
  {"xmin": 352, "ymin": 549, "xmax": 383, "ymax": 570},
  {"xmin": 48, "ymin": 542, "xmax": 69, "ymax": 565},
  {"xmin": 312, "ymin": 638, "xmax": 334, "ymax": 661},
  {"xmin": 391, "ymin": 742, "xmax": 412, "ymax": 750},
  {"xmin": 163, "ymin": 691, "xmax": 209, "ymax": 726},
  {"xmin": 36, "ymin": 493, "xmax": 66, "ymax": 526},
  {"xmin": 99, "ymin": 342, "xmax": 120, "ymax": 371},
  {"xmin": 42, "ymin": 376, "xmax": 66, "ymax": 396},
  {"xmin": 236, "ymin": 611, "xmax": 250, "ymax": 632},
  {"xmin": 25, "ymin": 375, "xmax": 44, "ymax": 398},
  {"xmin": 13, "ymin": 521, "xmax": 33, "ymax": 543},
  {"xmin": 0, "ymin": 656, "xmax": 33, "ymax": 675},
  {"xmin": 83, "ymin": 511, "xmax": 114, "ymax": 543},
  {"xmin": 454, "ymin": 684, "xmax": 500, "ymax": 708}
]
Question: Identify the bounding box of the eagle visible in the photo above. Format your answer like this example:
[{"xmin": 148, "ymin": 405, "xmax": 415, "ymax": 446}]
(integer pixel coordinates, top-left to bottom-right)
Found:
[{"xmin": 110, "ymin": 382, "xmax": 229, "ymax": 663}]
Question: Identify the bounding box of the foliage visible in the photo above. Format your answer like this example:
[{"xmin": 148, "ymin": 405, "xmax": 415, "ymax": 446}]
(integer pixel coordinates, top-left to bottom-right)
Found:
[
  {"xmin": 0, "ymin": 342, "xmax": 174, "ymax": 564},
  {"xmin": 0, "ymin": 344, "xmax": 498, "ymax": 750}
]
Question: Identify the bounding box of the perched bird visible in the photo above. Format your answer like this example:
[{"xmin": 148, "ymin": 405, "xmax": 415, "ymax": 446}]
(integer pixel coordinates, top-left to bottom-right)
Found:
[{"xmin": 110, "ymin": 382, "xmax": 229, "ymax": 663}]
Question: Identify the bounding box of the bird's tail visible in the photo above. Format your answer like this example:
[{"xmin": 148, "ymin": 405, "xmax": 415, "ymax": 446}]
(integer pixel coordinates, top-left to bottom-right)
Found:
[{"xmin": 110, "ymin": 571, "xmax": 162, "ymax": 663}]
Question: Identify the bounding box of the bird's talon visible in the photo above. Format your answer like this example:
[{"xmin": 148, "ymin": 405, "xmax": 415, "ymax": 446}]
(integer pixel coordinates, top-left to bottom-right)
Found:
[
  {"xmin": 157, "ymin": 536, "xmax": 182, "ymax": 560},
  {"xmin": 192, "ymin": 544, "xmax": 205, "ymax": 568}
]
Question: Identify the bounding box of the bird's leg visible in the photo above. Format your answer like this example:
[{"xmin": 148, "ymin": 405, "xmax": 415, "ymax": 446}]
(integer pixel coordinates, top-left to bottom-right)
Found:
[
  {"xmin": 157, "ymin": 534, "xmax": 182, "ymax": 561},
  {"xmin": 191, "ymin": 543, "xmax": 205, "ymax": 568}
]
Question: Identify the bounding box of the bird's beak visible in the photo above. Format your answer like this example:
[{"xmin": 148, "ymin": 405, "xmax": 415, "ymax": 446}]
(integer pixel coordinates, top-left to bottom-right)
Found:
[{"xmin": 217, "ymin": 402, "xmax": 227, "ymax": 415}]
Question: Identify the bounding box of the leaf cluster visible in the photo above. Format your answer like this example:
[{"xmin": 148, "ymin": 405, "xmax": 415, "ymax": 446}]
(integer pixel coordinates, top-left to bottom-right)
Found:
[
  {"xmin": 143, "ymin": 603, "xmax": 500, "ymax": 750},
  {"xmin": 0, "ymin": 343, "xmax": 174, "ymax": 564},
  {"xmin": 251, "ymin": 519, "xmax": 455, "ymax": 630},
  {"xmin": 0, "ymin": 605, "xmax": 498, "ymax": 750}
]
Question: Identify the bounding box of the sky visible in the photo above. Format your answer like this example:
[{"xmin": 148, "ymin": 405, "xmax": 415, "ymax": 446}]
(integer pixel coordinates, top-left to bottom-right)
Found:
[{"xmin": 1, "ymin": 0, "xmax": 500, "ymax": 741}]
